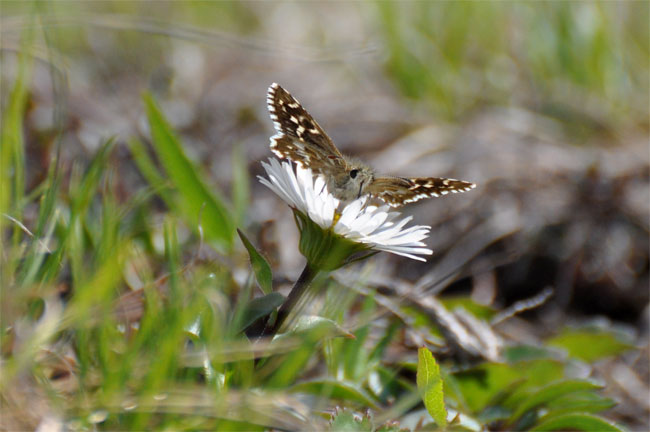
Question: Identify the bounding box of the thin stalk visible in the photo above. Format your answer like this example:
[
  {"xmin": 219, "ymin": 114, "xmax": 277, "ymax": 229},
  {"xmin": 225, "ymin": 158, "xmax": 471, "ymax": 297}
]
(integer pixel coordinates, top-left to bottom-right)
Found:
[{"xmin": 261, "ymin": 263, "xmax": 319, "ymax": 338}]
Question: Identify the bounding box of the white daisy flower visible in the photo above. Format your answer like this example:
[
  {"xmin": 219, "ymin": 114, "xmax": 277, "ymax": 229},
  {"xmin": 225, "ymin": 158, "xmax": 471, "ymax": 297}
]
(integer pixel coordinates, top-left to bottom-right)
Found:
[{"xmin": 259, "ymin": 158, "xmax": 433, "ymax": 263}]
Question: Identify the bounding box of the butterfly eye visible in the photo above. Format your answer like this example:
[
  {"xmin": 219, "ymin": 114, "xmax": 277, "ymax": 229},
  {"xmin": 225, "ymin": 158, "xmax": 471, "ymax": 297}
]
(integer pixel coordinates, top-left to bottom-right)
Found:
[{"xmin": 349, "ymin": 169, "xmax": 359, "ymax": 179}]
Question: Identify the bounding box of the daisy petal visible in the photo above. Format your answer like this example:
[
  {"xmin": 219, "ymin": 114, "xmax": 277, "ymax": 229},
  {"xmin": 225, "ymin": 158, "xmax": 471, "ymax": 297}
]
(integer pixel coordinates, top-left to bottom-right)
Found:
[{"xmin": 259, "ymin": 158, "xmax": 433, "ymax": 261}]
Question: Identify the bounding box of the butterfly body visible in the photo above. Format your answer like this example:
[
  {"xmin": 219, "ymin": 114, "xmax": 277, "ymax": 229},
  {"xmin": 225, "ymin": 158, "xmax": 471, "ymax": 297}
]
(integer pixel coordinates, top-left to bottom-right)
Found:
[
  {"xmin": 326, "ymin": 158, "xmax": 375, "ymax": 203},
  {"xmin": 267, "ymin": 83, "xmax": 476, "ymax": 207}
]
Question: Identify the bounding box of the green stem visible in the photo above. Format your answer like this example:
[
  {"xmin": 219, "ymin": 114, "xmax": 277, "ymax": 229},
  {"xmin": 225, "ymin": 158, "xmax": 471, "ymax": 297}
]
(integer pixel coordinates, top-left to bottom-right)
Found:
[{"xmin": 261, "ymin": 263, "xmax": 319, "ymax": 338}]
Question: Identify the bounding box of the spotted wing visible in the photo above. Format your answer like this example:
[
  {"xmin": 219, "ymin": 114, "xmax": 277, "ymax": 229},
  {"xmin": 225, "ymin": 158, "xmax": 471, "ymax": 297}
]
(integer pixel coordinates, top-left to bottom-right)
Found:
[
  {"xmin": 367, "ymin": 176, "xmax": 477, "ymax": 208},
  {"xmin": 267, "ymin": 83, "xmax": 346, "ymax": 175}
]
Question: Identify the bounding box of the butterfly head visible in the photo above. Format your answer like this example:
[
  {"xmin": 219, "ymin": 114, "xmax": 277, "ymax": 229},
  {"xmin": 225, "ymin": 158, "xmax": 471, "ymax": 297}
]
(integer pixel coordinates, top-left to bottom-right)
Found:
[{"xmin": 327, "ymin": 159, "xmax": 375, "ymax": 203}]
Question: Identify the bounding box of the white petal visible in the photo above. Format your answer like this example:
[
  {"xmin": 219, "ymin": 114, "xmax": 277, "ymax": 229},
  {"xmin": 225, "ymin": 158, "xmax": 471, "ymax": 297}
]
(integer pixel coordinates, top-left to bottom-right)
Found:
[{"xmin": 259, "ymin": 158, "xmax": 433, "ymax": 261}]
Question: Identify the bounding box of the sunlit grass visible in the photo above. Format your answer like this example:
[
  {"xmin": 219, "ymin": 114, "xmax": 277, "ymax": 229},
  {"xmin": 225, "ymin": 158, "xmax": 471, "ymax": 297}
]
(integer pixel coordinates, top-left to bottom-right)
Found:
[{"xmin": 377, "ymin": 2, "xmax": 648, "ymax": 132}]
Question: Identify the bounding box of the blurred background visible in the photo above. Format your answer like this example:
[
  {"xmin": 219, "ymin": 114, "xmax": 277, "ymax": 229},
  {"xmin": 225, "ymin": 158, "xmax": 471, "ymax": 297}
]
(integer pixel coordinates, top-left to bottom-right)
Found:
[{"xmin": 2, "ymin": 1, "xmax": 648, "ymax": 430}]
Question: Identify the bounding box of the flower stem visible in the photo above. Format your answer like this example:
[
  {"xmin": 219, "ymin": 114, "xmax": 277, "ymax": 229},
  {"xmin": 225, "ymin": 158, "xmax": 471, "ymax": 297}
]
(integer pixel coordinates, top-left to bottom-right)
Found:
[{"xmin": 261, "ymin": 263, "xmax": 319, "ymax": 338}]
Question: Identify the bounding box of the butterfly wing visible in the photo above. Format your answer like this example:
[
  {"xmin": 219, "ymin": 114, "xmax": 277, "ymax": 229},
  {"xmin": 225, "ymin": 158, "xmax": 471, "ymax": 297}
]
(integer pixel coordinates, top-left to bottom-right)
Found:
[
  {"xmin": 367, "ymin": 176, "xmax": 476, "ymax": 208},
  {"xmin": 267, "ymin": 83, "xmax": 346, "ymax": 175}
]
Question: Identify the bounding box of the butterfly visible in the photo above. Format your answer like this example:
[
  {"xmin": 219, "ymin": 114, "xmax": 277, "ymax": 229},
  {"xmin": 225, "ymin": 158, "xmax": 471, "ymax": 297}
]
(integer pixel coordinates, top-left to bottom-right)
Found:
[{"xmin": 266, "ymin": 83, "xmax": 476, "ymax": 208}]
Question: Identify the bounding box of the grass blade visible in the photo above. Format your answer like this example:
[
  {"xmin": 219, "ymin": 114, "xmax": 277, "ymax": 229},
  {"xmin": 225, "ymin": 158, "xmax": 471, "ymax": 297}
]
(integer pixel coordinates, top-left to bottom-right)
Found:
[
  {"xmin": 531, "ymin": 413, "xmax": 624, "ymax": 432},
  {"xmin": 237, "ymin": 229, "xmax": 273, "ymax": 295},
  {"xmin": 142, "ymin": 93, "xmax": 234, "ymax": 252},
  {"xmin": 0, "ymin": 28, "xmax": 33, "ymax": 245}
]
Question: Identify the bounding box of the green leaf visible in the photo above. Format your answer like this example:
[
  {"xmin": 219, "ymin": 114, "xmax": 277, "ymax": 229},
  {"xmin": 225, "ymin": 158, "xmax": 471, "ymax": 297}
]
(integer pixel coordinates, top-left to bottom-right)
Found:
[
  {"xmin": 417, "ymin": 347, "xmax": 447, "ymax": 428},
  {"xmin": 530, "ymin": 413, "xmax": 624, "ymax": 432},
  {"xmin": 501, "ymin": 358, "xmax": 567, "ymax": 406},
  {"xmin": 142, "ymin": 93, "xmax": 234, "ymax": 251},
  {"xmin": 448, "ymin": 363, "xmax": 521, "ymax": 414},
  {"xmin": 329, "ymin": 409, "xmax": 373, "ymax": 432},
  {"xmin": 237, "ymin": 229, "xmax": 273, "ymax": 294},
  {"xmin": 547, "ymin": 327, "xmax": 634, "ymax": 362},
  {"xmin": 545, "ymin": 390, "xmax": 616, "ymax": 415},
  {"xmin": 510, "ymin": 379, "xmax": 603, "ymax": 424},
  {"xmin": 277, "ymin": 316, "xmax": 355, "ymax": 341},
  {"xmin": 503, "ymin": 344, "xmax": 560, "ymax": 363},
  {"xmin": 238, "ymin": 292, "xmax": 285, "ymax": 333},
  {"xmin": 292, "ymin": 380, "xmax": 379, "ymax": 409}
]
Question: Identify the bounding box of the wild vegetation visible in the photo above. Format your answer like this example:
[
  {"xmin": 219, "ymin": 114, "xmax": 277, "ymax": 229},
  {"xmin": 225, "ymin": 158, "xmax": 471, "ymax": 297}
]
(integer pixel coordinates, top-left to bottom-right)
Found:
[{"xmin": 1, "ymin": 2, "xmax": 647, "ymax": 431}]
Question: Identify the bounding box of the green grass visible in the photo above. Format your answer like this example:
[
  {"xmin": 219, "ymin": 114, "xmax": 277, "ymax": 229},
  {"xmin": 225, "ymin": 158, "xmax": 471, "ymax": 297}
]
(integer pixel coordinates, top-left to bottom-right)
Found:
[
  {"xmin": 377, "ymin": 1, "xmax": 648, "ymax": 132},
  {"xmin": 0, "ymin": 85, "xmax": 632, "ymax": 430},
  {"xmin": 1, "ymin": 2, "xmax": 644, "ymax": 430}
]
